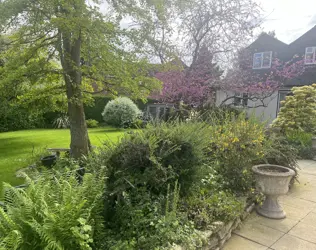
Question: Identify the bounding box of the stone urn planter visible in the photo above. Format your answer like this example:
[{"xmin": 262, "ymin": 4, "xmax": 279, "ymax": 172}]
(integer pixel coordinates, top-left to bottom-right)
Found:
[
  {"xmin": 41, "ymin": 155, "xmax": 57, "ymax": 168},
  {"xmin": 252, "ymin": 164, "xmax": 295, "ymax": 219}
]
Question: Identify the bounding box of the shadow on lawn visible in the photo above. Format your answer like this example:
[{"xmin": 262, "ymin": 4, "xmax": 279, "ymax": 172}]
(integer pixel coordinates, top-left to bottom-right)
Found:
[
  {"xmin": 90, "ymin": 127, "xmax": 127, "ymax": 134},
  {"xmin": 0, "ymin": 137, "xmax": 44, "ymax": 158}
]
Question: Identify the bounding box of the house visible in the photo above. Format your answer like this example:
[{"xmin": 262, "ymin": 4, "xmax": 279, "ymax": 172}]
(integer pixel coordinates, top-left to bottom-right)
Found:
[{"xmin": 216, "ymin": 26, "xmax": 316, "ymax": 123}]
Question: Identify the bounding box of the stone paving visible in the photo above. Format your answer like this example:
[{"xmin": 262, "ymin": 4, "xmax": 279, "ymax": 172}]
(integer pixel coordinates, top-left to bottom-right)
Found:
[{"xmin": 223, "ymin": 160, "xmax": 316, "ymax": 250}]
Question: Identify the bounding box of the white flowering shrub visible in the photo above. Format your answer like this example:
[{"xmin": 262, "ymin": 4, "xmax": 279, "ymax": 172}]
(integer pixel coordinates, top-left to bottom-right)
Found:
[{"xmin": 102, "ymin": 97, "xmax": 142, "ymax": 127}]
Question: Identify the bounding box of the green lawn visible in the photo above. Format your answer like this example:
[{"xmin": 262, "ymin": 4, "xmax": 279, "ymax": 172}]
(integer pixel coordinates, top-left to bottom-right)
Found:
[{"xmin": 0, "ymin": 127, "xmax": 126, "ymax": 195}]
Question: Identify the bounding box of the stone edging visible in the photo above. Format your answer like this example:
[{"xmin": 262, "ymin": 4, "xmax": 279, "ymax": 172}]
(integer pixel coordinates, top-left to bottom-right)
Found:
[{"xmin": 197, "ymin": 202, "xmax": 255, "ymax": 250}]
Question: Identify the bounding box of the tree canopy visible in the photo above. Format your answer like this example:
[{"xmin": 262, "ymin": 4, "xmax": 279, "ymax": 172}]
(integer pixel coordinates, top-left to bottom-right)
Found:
[{"xmin": 0, "ymin": 0, "xmax": 165, "ymax": 157}]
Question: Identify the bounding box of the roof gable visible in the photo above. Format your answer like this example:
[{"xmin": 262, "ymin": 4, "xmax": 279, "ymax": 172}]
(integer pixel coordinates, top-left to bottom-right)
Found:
[
  {"xmin": 247, "ymin": 33, "xmax": 288, "ymax": 52},
  {"xmin": 289, "ymin": 25, "xmax": 316, "ymax": 47}
]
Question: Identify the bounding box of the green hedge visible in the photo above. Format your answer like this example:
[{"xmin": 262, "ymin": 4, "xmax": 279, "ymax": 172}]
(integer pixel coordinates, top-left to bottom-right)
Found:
[
  {"xmin": 0, "ymin": 96, "xmax": 155, "ymax": 131},
  {"xmin": 84, "ymin": 96, "xmax": 155, "ymax": 123},
  {"xmin": 84, "ymin": 96, "xmax": 112, "ymax": 122},
  {"xmin": 0, "ymin": 105, "xmax": 46, "ymax": 132}
]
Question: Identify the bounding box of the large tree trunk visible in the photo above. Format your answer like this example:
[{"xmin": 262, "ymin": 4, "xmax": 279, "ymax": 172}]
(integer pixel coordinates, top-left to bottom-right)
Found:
[
  {"xmin": 66, "ymin": 86, "xmax": 89, "ymax": 159},
  {"xmin": 62, "ymin": 32, "xmax": 89, "ymax": 159}
]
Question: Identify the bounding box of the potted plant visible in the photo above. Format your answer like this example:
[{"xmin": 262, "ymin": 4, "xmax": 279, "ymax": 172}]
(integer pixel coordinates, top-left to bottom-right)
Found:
[
  {"xmin": 41, "ymin": 155, "xmax": 57, "ymax": 168},
  {"xmin": 252, "ymin": 164, "xmax": 295, "ymax": 219}
]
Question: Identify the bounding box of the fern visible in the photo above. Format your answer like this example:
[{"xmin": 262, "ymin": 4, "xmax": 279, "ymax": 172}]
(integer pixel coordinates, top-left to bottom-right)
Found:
[{"xmin": 0, "ymin": 167, "xmax": 106, "ymax": 250}]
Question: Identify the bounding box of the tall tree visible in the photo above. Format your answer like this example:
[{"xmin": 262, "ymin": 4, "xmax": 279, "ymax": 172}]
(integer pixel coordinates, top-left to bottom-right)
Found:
[
  {"xmin": 151, "ymin": 0, "xmax": 262, "ymax": 108},
  {"xmin": 0, "ymin": 0, "xmax": 163, "ymax": 158},
  {"xmin": 174, "ymin": 0, "xmax": 261, "ymax": 65}
]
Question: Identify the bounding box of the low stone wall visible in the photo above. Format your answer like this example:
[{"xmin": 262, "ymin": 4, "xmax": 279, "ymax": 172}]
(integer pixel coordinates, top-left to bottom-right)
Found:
[{"xmin": 198, "ymin": 203, "xmax": 255, "ymax": 250}]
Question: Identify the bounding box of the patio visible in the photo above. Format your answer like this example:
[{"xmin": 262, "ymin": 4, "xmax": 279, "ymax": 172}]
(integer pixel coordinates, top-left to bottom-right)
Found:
[{"xmin": 224, "ymin": 160, "xmax": 316, "ymax": 250}]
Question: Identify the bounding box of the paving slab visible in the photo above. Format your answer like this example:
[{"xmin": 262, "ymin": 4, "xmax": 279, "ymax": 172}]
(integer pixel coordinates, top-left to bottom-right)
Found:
[
  {"xmin": 222, "ymin": 160, "xmax": 316, "ymax": 249},
  {"xmin": 279, "ymin": 195, "xmax": 316, "ymax": 210},
  {"xmin": 289, "ymin": 190, "xmax": 316, "ymax": 203},
  {"xmin": 298, "ymin": 160, "xmax": 316, "ymax": 168},
  {"xmin": 279, "ymin": 203, "xmax": 313, "ymax": 220},
  {"xmin": 298, "ymin": 162, "xmax": 316, "ymax": 175},
  {"xmin": 295, "ymin": 174, "xmax": 316, "ymax": 187},
  {"xmin": 288, "ymin": 221, "xmax": 316, "ymax": 244},
  {"xmin": 300, "ymin": 212, "xmax": 316, "ymax": 227},
  {"xmin": 246, "ymin": 212, "xmax": 298, "ymax": 233},
  {"xmin": 271, "ymin": 234, "xmax": 316, "ymax": 250},
  {"xmin": 234, "ymin": 221, "xmax": 284, "ymax": 247},
  {"xmin": 223, "ymin": 234, "xmax": 267, "ymax": 250}
]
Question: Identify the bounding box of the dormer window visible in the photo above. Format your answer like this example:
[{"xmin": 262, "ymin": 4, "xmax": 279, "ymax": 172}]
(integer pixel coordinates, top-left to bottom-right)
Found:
[
  {"xmin": 253, "ymin": 51, "xmax": 272, "ymax": 69},
  {"xmin": 305, "ymin": 47, "xmax": 316, "ymax": 64}
]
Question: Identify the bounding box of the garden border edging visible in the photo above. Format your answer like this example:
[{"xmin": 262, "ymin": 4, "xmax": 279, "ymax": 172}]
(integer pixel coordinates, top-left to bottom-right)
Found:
[
  {"xmin": 199, "ymin": 202, "xmax": 255, "ymax": 250},
  {"xmin": 175, "ymin": 202, "xmax": 255, "ymax": 250}
]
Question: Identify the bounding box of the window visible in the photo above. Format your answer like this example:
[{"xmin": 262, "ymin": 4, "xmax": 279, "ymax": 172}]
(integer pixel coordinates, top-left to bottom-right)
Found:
[
  {"xmin": 277, "ymin": 91, "xmax": 291, "ymax": 113},
  {"xmin": 147, "ymin": 104, "xmax": 173, "ymax": 120},
  {"xmin": 305, "ymin": 47, "xmax": 316, "ymax": 64},
  {"xmin": 234, "ymin": 93, "xmax": 248, "ymax": 107},
  {"xmin": 149, "ymin": 106, "xmax": 157, "ymax": 118},
  {"xmin": 253, "ymin": 51, "xmax": 272, "ymax": 69}
]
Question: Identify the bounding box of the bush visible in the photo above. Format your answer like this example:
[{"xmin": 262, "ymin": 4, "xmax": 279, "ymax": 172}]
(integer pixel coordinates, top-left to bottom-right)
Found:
[
  {"xmin": 0, "ymin": 169, "xmax": 106, "ymax": 250},
  {"xmin": 84, "ymin": 117, "xmax": 270, "ymax": 249},
  {"xmin": 84, "ymin": 96, "xmax": 154, "ymax": 123},
  {"xmin": 286, "ymin": 130, "xmax": 315, "ymax": 159},
  {"xmin": 53, "ymin": 114, "xmax": 70, "ymax": 129},
  {"xmin": 101, "ymin": 121, "xmax": 211, "ymax": 197},
  {"xmin": 272, "ymin": 84, "xmax": 316, "ymax": 133},
  {"xmin": 184, "ymin": 191, "xmax": 244, "ymax": 230},
  {"xmin": 259, "ymin": 132, "xmax": 299, "ymax": 183},
  {"xmin": 0, "ymin": 103, "xmax": 45, "ymax": 132},
  {"xmin": 208, "ymin": 113, "xmax": 266, "ymax": 193},
  {"xmin": 86, "ymin": 119, "xmax": 99, "ymax": 128},
  {"xmin": 196, "ymin": 105, "xmax": 244, "ymax": 124},
  {"xmin": 85, "ymin": 96, "xmax": 112, "ymax": 122},
  {"xmin": 102, "ymin": 97, "xmax": 142, "ymax": 128},
  {"xmin": 102, "ymin": 184, "xmax": 201, "ymax": 250}
]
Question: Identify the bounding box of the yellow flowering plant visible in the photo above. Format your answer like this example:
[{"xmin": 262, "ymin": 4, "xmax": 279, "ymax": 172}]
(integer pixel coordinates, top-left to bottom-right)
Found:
[{"xmin": 208, "ymin": 113, "xmax": 266, "ymax": 192}]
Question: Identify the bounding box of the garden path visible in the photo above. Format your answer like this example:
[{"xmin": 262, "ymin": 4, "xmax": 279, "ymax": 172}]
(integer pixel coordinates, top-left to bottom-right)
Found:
[{"xmin": 223, "ymin": 160, "xmax": 316, "ymax": 250}]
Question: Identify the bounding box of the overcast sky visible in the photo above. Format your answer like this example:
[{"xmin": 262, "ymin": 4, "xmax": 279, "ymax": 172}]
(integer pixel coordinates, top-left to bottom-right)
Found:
[
  {"xmin": 97, "ymin": 0, "xmax": 316, "ymax": 49},
  {"xmin": 258, "ymin": 0, "xmax": 316, "ymax": 44}
]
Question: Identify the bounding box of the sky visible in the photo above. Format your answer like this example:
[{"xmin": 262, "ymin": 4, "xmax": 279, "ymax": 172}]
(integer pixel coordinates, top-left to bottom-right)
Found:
[{"xmin": 258, "ymin": 0, "xmax": 316, "ymax": 44}]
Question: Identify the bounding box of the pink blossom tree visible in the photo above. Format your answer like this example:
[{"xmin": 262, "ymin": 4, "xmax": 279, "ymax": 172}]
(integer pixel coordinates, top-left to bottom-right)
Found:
[
  {"xmin": 220, "ymin": 52, "xmax": 307, "ymax": 108},
  {"xmin": 153, "ymin": 49, "xmax": 306, "ymax": 109},
  {"xmin": 153, "ymin": 46, "xmax": 223, "ymax": 107}
]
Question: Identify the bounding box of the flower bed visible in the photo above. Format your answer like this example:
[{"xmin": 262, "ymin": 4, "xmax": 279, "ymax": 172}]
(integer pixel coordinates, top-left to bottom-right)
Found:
[{"xmin": 0, "ymin": 111, "xmax": 299, "ymax": 249}]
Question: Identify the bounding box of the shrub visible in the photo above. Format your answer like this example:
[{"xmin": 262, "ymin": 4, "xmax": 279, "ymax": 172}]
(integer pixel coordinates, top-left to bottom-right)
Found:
[
  {"xmin": 286, "ymin": 130, "xmax": 313, "ymax": 146},
  {"xmin": 286, "ymin": 130, "xmax": 315, "ymax": 159},
  {"xmin": 208, "ymin": 113, "xmax": 266, "ymax": 193},
  {"xmin": 196, "ymin": 105, "xmax": 244, "ymax": 124},
  {"xmin": 84, "ymin": 96, "xmax": 154, "ymax": 123},
  {"xmin": 258, "ymin": 132, "xmax": 299, "ymax": 183},
  {"xmin": 85, "ymin": 96, "xmax": 112, "ymax": 122},
  {"xmin": 0, "ymin": 169, "xmax": 106, "ymax": 250},
  {"xmin": 103, "ymin": 184, "xmax": 201, "ymax": 250},
  {"xmin": 184, "ymin": 191, "xmax": 244, "ymax": 230},
  {"xmin": 86, "ymin": 119, "xmax": 99, "ymax": 128},
  {"xmin": 272, "ymin": 84, "xmax": 316, "ymax": 133},
  {"xmin": 53, "ymin": 114, "xmax": 70, "ymax": 129},
  {"xmin": 0, "ymin": 102, "xmax": 45, "ymax": 132},
  {"xmin": 101, "ymin": 121, "xmax": 212, "ymax": 197},
  {"xmin": 102, "ymin": 97, "xmax": 142, "ymax": 128}
]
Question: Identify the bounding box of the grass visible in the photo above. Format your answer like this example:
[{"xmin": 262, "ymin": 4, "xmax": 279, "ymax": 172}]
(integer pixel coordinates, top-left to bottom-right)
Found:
[{"xmin": 0, "ymin": 127, "xmax": 126, "ymax": 195}]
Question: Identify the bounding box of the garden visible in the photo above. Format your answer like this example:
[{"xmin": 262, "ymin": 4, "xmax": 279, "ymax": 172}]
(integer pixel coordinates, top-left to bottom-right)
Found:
[
  {"xmin": 1, "ymin": 89, "xmax": 316, "ymax": 249},
  {"xmin": 0, "ymin": 0, "xmax": 316, "ymax": 249}
]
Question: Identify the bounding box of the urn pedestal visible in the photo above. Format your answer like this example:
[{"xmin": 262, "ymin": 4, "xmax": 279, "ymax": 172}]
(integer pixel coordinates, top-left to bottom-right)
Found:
[{"xmin": 252, "ymin": 164, "xmax": 295, "ymax": 219}]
